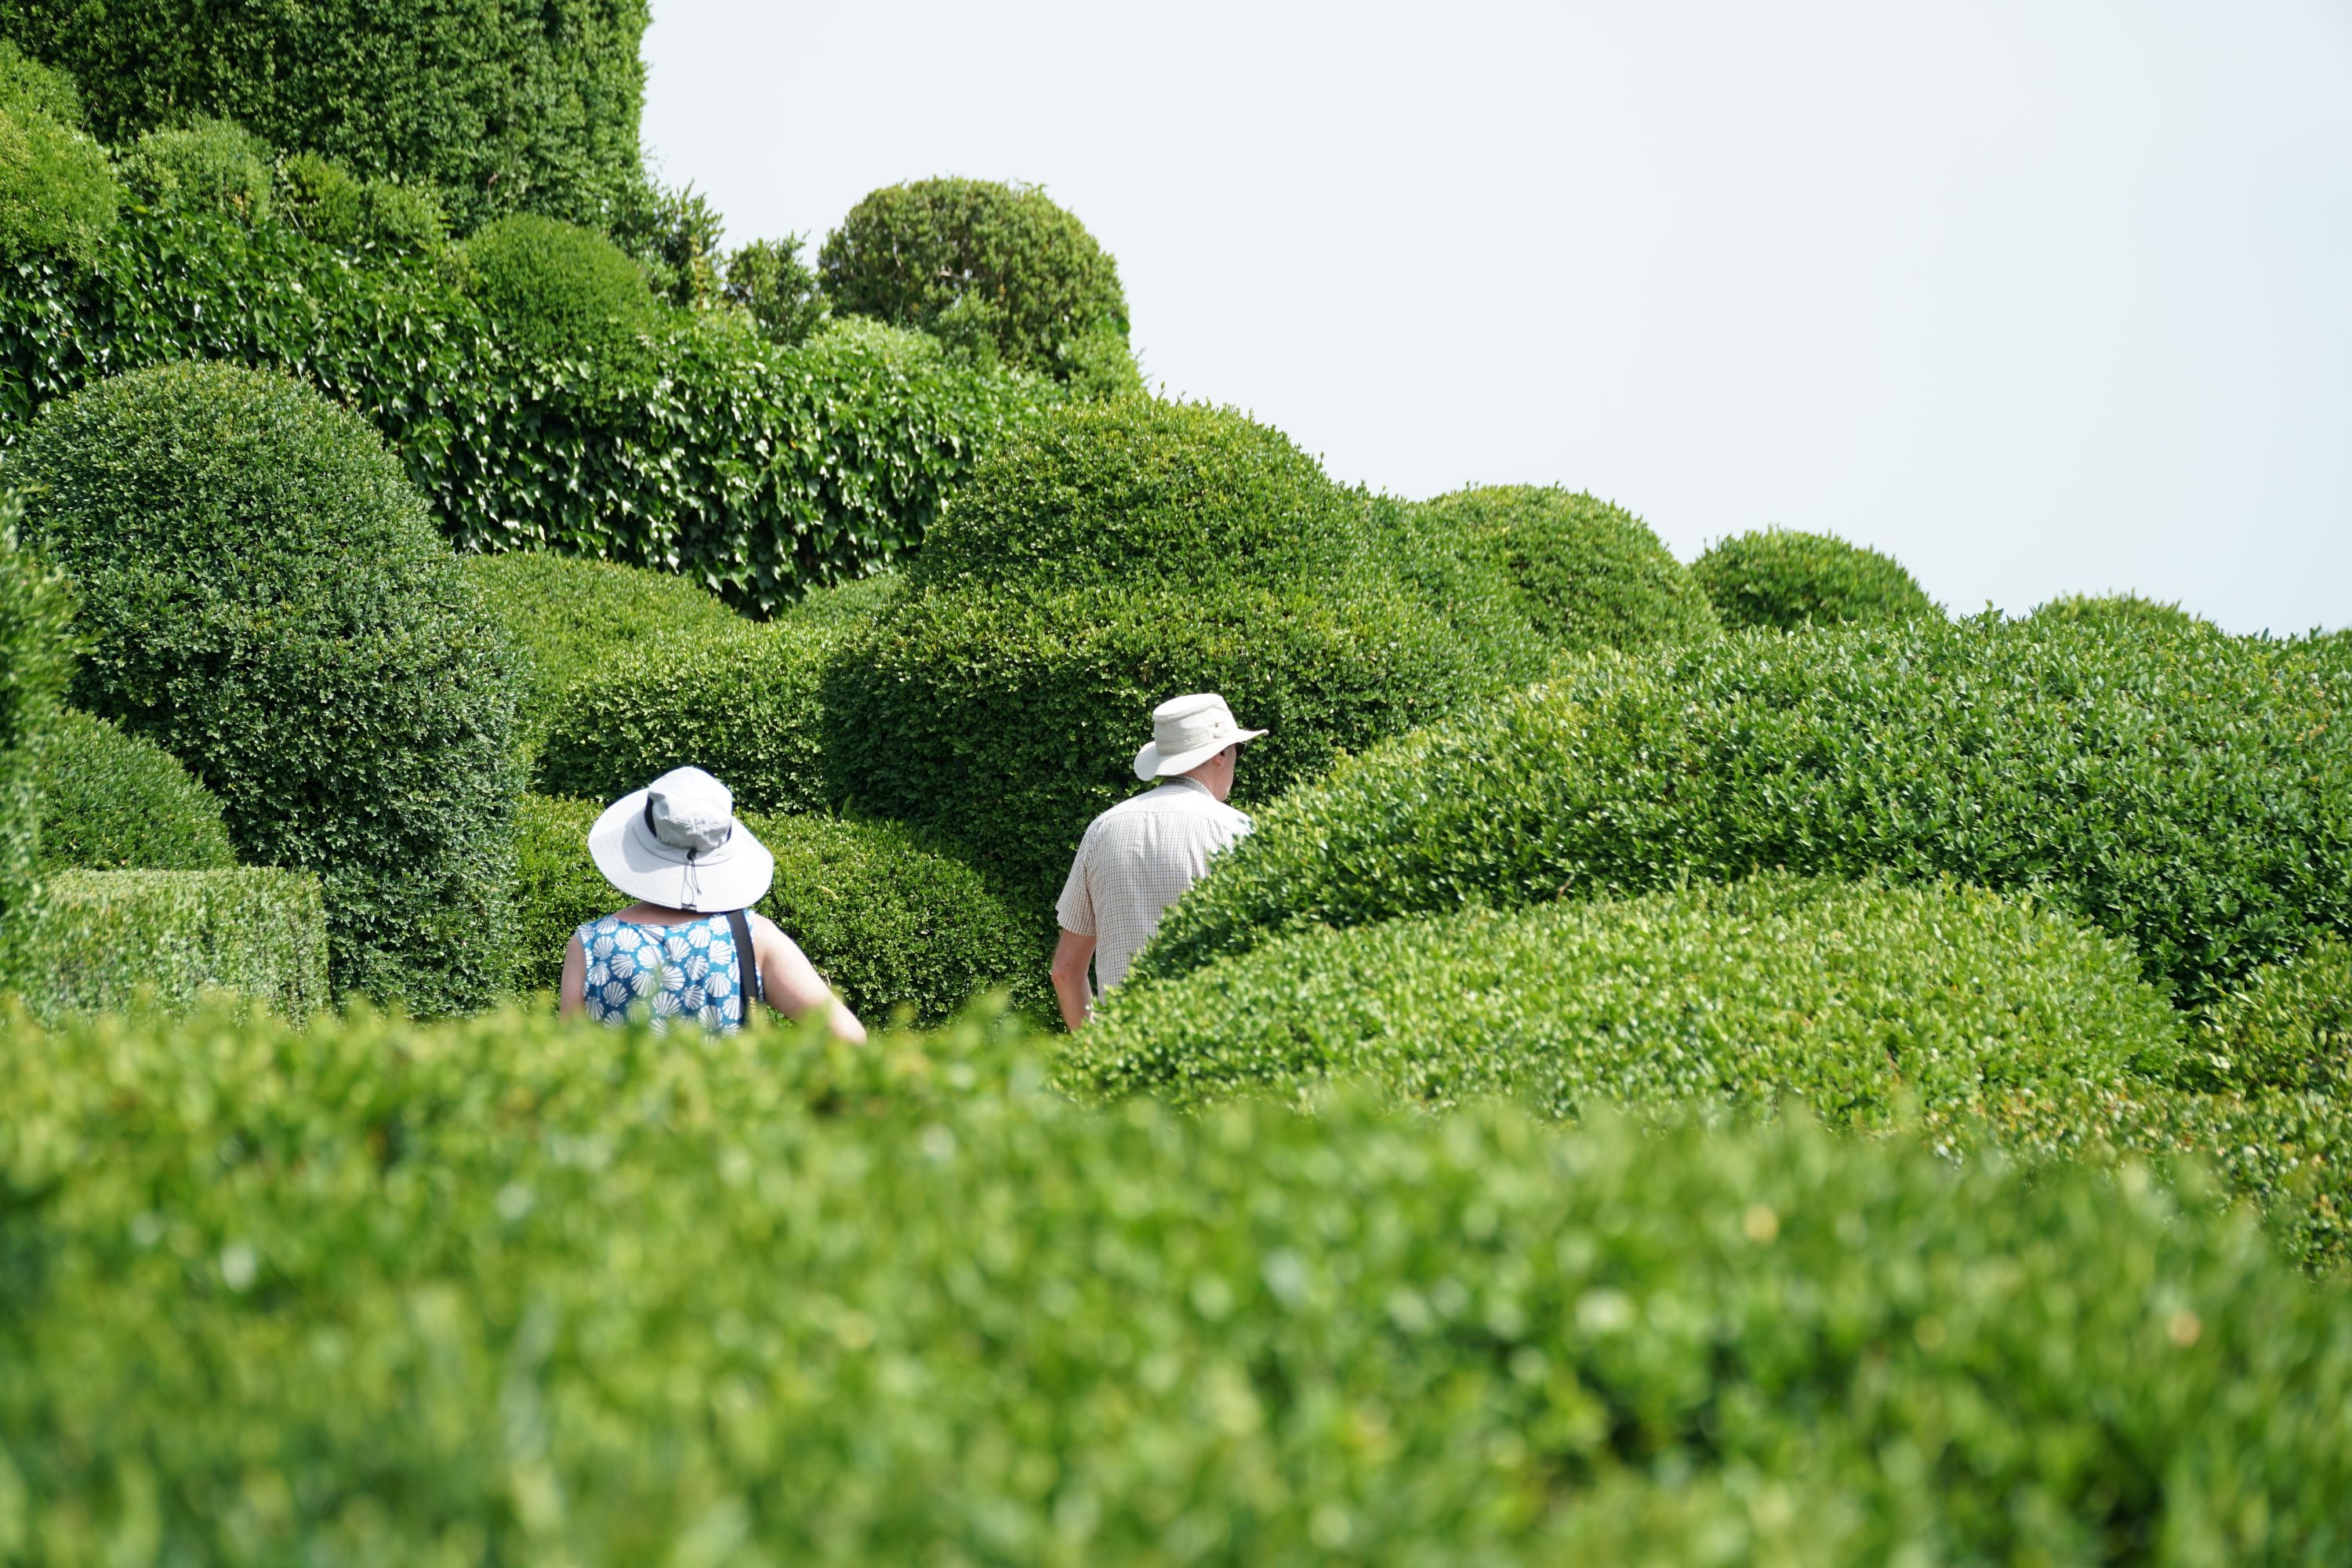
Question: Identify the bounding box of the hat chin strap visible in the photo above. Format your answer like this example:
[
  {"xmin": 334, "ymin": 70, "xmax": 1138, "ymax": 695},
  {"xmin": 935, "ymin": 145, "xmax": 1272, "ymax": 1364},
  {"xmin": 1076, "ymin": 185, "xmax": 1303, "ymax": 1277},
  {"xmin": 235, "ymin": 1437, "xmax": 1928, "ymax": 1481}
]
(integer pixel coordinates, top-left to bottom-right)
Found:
[{"xmin": 644, "ymin": 797, "xmax": 730, "ymax": 909}]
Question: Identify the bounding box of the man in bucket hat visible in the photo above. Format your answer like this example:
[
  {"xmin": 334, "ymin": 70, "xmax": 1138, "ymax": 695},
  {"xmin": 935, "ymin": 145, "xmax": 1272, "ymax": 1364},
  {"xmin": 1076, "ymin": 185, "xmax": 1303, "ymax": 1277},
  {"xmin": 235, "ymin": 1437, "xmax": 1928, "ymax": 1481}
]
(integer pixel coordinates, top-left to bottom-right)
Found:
[{"xmin": 1051, "ymin": 693, "xmax": 1265, "ymax": 1029}]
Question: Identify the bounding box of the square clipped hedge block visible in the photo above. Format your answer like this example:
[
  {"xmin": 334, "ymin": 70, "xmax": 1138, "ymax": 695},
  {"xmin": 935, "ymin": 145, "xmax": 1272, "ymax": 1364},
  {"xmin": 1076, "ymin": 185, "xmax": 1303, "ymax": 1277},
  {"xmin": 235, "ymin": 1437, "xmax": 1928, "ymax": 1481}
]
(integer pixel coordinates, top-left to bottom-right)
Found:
[{"xmin": 37, "ymin": 867, "xmax": 328, "ymax": 1019}]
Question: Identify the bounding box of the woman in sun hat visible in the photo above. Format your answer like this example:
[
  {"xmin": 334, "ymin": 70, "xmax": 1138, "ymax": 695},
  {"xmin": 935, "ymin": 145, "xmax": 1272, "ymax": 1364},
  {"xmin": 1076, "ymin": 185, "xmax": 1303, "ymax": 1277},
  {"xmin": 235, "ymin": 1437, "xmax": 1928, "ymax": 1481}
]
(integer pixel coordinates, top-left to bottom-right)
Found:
[{"xmin": 561, "ymin": 765, "xmax": 866, "ymax": 1040}]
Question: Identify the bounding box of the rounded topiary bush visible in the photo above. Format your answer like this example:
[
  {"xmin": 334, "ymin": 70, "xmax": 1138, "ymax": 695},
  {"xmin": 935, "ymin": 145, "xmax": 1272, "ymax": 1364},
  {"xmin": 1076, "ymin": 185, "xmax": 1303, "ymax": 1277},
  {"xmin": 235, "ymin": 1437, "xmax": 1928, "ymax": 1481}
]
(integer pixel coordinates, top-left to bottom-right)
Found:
[
  {"xmin": 818, "ymin": 177, "xmax": 1130, "ymax": 383},
  {"xmin": 826, "ymin": 576, "xmax": 1512, "ymax": 912},
  {"xmin": 909, "ymin": 398, "xmax": 1370, "ymax": 594},
  {"xmin": 116, "ymin": 118, "xmax": 274, "ymax": 222},
  {"xmin": 0, "ymin": 48, "xmax": 118, "ymax": 265},
  {"xmin": 1139, "ymin": 613, "xmax": 2351, "ymax": 1007},
  {"xmin": 1691, "ymin": 527, "xmax": 1936, "ymax": 633},
  {"xmin": 277, "ymin": 151, "xmax": 448, "ymax": 252},
  {"xmin": 1080, "ymin": 874, "xmax": 2183, "ymax": 1127},
  {"xmin": 36, "ymin": 709, "xmax": 234, "ymax": 873},
  {"xmin": 535, "ymin": 617, "xmax": 838, "ymax": 815},
  {"xmin": 463, "ymin": 212, "xmax": 652, "ymax": 361},
  {"xmin": 510, "ymin": 793, "xmax": 1047, "ymax": 1023},
  {"xmin": 16, "ymin": 360, "xmax": 517, "ymax": 1011},
  {"xmin": 2028, "ymin": 592, "xmax": 2212, "ymax": 636},
  {"xmin": 2189, "ymin": 936, "xmax": 2350, "ymax": 1096},
  {"xmin": 1409, "ymin": 485, "xmax": 1719, "ymax": 653}
]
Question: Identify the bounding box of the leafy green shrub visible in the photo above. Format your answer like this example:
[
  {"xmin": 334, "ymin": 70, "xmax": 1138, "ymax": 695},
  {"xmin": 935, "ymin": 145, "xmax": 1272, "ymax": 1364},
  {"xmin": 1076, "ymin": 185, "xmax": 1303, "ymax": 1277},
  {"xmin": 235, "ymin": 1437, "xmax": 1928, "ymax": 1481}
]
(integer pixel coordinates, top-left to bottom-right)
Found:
[
  {"xmin": 463, "ymin": 212, "xmax": 652, "ymax": 362},
  {"xmin": 2189, "ymin": 937, "xmax": 2350, "ymax": 1095},
  {"xmin": 820, "ymin": 176, "xmax": 1131, "ymax": 384},
  {"xmin": 0, "ymin": 61, "xmax": 118, "ymax": 265},
  {"xmin": 1691, "ymin": 527, "xmax": 1937, "ymax": 632},
  {"xmin": 0, "ymin": 509, "xmax": 70, "ymax": 990},
  {"xmin": 16, "ymin": 361, "xmax": 517, "ymax": 1011},
  {"xmin": 606, "ymin": 173, "xmax": 724, "ymax": 309},
  {"xmin": 785, "ymin": 570, "xmax": 903, "ymax": 625},
  {"xmin": 2, "ymin": 1004, "xmax": 2349, "ymax": 1561},
  {"xmin": 116, "ymin": 117, "xmax": 274, "ymax": 222},
  {"xmin": 0, "ymin": 36, "xmax": 82, "ymax": 125},
  {"xmin": 511, "ymin": 793, "xmax": 1047, "ymax": 1023},
  {"xmin": 0, "ymin": 0, "xmax": 650, "ymax": 230},
  {"xmin": 1410, "ymin": 485, "xmax": 1719, "ymax": 653},
  {"xmin": 0, "ymin": 202, "xmax": 1050, "ymax": 609},
  {"xmin": 911, "ymin": 397, "xmax": 1369, "ymax": 593},
  {"xmin": 826, "ymin": 576, "xmax": 1516, "ymax": 910},
  {"xmin": 35, "ymin": 708, "xmax": 234, "ymax": 872},
  {"xmin": 1140, "ymin": 614, "xmax": 2352, "ymax": 1005},
  {"xmin": 1080, "ymin": 874, "xmax": 2183, "ymax": 1118},
  {"xmin": 535, "ymin": 617, "xmax": 837, "ymax": 815},
  {"xmin": 722, "ymin": 233, "xmax": 826, "ymax": 347},
  {"xmin": 277, "ymin": 151, "xmax": 447, "ymax": 252},
  {"xmin": 2029, "ymin": 591, "xmax": 2212, "ymax": 635},
  {"xmin": 459, "ymin": 550, "xmax": 745, "ymax": 757},
  {"xmin": 34, "ymin": 867, "xmax": 326, "ymax": 1018}
]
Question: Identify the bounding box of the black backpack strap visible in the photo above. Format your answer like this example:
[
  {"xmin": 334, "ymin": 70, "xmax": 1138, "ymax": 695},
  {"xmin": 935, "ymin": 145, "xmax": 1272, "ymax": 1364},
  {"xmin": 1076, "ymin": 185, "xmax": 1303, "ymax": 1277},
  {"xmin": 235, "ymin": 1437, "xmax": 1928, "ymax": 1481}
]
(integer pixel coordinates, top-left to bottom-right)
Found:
[{"xmin": 725, "ymin": 908, "xmax": 764, "ymax": 1018}]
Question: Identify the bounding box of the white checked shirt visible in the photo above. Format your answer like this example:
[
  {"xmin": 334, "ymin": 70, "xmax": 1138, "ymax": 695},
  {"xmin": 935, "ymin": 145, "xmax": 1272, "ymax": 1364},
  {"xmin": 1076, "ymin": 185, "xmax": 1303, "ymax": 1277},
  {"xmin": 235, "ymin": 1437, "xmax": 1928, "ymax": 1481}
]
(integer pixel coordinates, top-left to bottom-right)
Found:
[{"xmin": 1056, "ymin": 776, "xmax": 1254, "ymax": 993}]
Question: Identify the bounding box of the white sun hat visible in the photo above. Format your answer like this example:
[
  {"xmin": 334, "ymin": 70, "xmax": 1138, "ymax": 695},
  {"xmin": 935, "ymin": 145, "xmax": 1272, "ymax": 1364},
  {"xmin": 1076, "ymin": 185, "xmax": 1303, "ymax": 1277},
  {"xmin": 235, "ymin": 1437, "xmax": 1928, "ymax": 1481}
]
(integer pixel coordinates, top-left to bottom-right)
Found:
[
  {"xmin": 1133, "ymin": 692, "xmax": 1268, "ymax": 782},
  {"xmin": 587, "ymin": 766, "xmax": 775, "ymax": 913}
]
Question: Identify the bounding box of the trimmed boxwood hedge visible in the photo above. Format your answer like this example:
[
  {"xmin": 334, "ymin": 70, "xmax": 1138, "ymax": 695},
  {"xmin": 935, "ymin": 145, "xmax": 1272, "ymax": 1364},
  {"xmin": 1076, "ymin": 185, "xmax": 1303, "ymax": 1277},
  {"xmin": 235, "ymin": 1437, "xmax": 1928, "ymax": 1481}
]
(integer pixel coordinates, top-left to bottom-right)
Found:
[
  {"xmin": 2029, "ymin": 592, "xmax": 2212, "ymax": 636},
  {"xmin": 1077, "ymin": 875, "xmax": 2183, "ymax": 1121},
  {"xmin": 1690, "ymin": 526, "xmax": 1937, "ymax": 633},
  {"xmin": 1, "ymin": 1004, "xmax": 2347, "ymax": 1560},
  {"xmin": 2189, "ymin": 936, "xmax": 2349, "ymax": 1096},
  {"xmin": 34, "ymin": 866, "xmax": 327, "ymax": 1018},
  {"xmin": 535, "ymin": 616, "xmax": 838, "ymax": 815},
  {"xmin": 461, "ymin": 212, "xmax": 652, "ymax": 363},
  {"xmin": 0, "ymin": 507, "xmax": 69, "ymax": 990},
  {"xmin": 0, "ymin": 53, "xmax": 118, "ymax": 267},
  {"xmin": 510, "ymin": 793, "xmax": 1048, "ymax": 1025},
  {"xmin": 35, "ymin": 708, "xmax": 235, "ymax": 873},
  {"xmin": 16, "ymin": 360, "xmax": 518, "ymax": 1013},
  {"xmin": 1408, "ymin": 485, "xmax": 1719, "ymax": 653},
  {"xmin": 826, "ymin": 576, "xmax": 1518, "ymax": 911},
  {"xmin": 117, "ymin": 118, "xmax": 274, "ymax": 223},
  {"xmin": 1138, "ymin": 613, "xmax": 2352, "ymax": 1006}
]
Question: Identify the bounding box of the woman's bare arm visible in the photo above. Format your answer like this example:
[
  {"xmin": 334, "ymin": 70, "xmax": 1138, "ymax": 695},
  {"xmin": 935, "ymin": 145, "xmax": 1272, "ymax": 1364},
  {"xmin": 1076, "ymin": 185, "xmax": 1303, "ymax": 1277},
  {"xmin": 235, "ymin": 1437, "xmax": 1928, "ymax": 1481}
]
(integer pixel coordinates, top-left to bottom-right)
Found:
[
  {"xmin": 559, "ymin": 933, "xmax": 586, "ymax": 1018},
  {"xmin": 751, "ymin": 914, "xmax": 866, "ymax": 1043}
]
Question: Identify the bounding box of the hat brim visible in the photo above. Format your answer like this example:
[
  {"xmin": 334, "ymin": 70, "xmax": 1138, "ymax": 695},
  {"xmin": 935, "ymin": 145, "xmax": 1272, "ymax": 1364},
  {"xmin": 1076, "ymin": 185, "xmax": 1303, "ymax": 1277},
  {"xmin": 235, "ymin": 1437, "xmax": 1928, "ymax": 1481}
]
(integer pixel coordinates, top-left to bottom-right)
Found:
[
  {"xmin": 587, "ymin": 789, "xmax": 775, "ymax": 912},
  {"xmin": 1134, "ymin": 728, "xmax": 1268, "ymax": 782}
]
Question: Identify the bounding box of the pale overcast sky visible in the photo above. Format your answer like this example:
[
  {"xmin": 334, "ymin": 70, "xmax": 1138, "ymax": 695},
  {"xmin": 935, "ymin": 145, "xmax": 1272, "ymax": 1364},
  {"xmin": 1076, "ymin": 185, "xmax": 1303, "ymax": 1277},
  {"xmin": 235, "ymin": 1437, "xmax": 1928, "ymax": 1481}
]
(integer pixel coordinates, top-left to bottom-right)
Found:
[{"xmin": 642, "ymin": 2, "xmax": 2351, "ymax": 635}]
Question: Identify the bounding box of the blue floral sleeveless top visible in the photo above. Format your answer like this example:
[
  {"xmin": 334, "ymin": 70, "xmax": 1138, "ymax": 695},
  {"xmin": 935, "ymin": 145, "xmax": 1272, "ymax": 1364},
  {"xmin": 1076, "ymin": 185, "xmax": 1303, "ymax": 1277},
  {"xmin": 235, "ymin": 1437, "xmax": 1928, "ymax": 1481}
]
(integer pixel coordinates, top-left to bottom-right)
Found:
[{"xmin": 575, "ymin": 913, "xmax": 750, "ymax": 1033}]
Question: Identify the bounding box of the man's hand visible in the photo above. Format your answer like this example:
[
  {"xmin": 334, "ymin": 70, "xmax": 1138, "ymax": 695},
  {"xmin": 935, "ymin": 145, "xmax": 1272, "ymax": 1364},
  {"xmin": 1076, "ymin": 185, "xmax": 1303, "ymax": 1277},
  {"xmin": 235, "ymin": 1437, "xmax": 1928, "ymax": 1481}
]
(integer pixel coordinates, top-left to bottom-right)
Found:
[{"xmin": 1050, "ymin": 927, "xmax": 1098, "ymax": 1032}]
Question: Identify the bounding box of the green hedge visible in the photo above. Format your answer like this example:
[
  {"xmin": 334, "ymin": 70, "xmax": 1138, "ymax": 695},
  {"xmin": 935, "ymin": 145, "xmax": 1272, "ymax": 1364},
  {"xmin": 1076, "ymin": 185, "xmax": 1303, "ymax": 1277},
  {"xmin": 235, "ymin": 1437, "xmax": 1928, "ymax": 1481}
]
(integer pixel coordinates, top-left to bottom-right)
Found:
[
  {"xmin": 820, "ymin": 177, "xmax": 1131, "ymax": 384},
  {"xmin": 0, "ymin": 204, "xmax": 1051, "ymax": 612},
  {"xmin": 909, "ymin": 398, "xmax": 1372, "ymax": 593},
  {"xmin": 117, "ymin": 117, "xmax": 274, "ymax": 223},
  {"xmin": 2190, "ymin": 936, "xmax": 2349, "ymax": 1096},
  {"xmin": 0, "ymin": 506, "xmax": 69, "ymax": 989},
  {"xmin": 16, "ymin": 361, "xmax": 518, "ymax": 1013},
  {"xmin": 0, "ymin": 0, "xmax": 650, "ymax": 230},
  {"xmin": 0, "ymin": 42, "xmax": 118, "ymax": 267},
  {"xmin": 1, "ymin": 1004, "xmax": 2347, "ymax": 1560},
  {"xmin": 1409, "ymin": 485, "xmax": 1719, "ymax": 653},
  {"xmin": 2028, "ymin": 591, "xmax": 2212, "ymax": 635},
  {"xmin": 462, "ymin": 212, "xmax": 652, "ymax": 363},
  {"xmin": 826, "ymin": 577, "xmax": 1518, "ymax": 911},
  {"xmin": 33, "ymin": 867, "xmax": 327, "ymax": 1018},
  {"xmin": 1080, "ymin": 874, "xmax": 2182, "ymax": 1119},
  {"xmin": 535, "ymin": 617, "xmax": 837, "ymax": 815},
  {"xmin": 1139, "ymin": 614, "xmax": 2352, "ymax": 1006},
  {"xmin": 35, "ymin": 707, "xmax": 234, "ymax": 872},
  {"xmin": 510, "ymin": 793, "xmax": 1048, "ymax": 1025},
  {"xmin": 1690, "ymin": 527, "xmax": 1937, "ymax": 633},
  {"xmin": 459, "ymin": 550, "xmax": 745, "ymax": 757}
]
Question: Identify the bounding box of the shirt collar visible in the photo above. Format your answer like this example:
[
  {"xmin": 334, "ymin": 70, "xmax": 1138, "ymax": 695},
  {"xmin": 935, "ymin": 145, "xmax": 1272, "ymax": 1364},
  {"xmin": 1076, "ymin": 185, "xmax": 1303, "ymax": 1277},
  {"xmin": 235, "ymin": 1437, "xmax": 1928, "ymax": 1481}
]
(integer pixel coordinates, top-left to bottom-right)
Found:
[{"xmin": 1163, "ymin": 775, "xmax": 1216, "ymax": 799}]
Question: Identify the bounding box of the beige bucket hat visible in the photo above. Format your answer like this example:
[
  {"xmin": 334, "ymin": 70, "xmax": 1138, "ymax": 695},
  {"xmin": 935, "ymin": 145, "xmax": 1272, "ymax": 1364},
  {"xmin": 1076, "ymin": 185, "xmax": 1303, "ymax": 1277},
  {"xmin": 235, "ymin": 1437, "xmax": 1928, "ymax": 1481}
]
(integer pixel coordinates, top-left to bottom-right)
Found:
[
  {"xmin": 588, "ymin": 766, "xmax": 775, "ymax": 912},
  {"xmin": 1133, "ymin": 692, "xmax": 1267, "ymax": 782}
]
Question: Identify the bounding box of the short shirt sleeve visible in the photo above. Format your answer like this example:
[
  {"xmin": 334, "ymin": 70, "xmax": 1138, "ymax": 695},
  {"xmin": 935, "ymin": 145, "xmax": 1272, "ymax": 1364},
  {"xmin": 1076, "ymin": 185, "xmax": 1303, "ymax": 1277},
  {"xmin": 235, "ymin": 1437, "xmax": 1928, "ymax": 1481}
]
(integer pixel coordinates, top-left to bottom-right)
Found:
[{"xmin": 1055, "ymin": 826, "xmax": 1098, "ymax": 935}]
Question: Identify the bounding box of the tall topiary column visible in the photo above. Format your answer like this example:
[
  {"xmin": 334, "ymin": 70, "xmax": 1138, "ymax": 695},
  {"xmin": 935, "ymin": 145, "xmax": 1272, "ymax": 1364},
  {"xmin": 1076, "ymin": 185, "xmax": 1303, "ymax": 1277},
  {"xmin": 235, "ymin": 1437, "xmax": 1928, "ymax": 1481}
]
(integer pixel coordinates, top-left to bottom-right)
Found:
[
  {"xmin": 0, "ymin": 497, "xmax": 71, "ymax": 993},
  {"xmin": 16, "ymin": 361, "xmax": 518, "ymax": 1013}
]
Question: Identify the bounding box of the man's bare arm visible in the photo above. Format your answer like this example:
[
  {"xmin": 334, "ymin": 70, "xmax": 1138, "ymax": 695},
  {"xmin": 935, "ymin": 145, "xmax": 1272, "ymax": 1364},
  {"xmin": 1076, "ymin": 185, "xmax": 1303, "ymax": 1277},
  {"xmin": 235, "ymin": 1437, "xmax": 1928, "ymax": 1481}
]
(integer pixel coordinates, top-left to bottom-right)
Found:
[{"xmin": 1050, "ymin": 928, "xmax": 1097, "ymax": 1032}]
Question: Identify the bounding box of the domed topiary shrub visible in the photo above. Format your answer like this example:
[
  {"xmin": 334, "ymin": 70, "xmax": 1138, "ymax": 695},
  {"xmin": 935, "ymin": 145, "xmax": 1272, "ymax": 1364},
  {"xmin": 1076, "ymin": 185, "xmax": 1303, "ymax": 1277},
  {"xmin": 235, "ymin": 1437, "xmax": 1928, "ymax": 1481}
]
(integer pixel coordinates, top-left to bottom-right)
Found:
[
  {"xmin": 1138, "ymin": 613, "xmax": 2351, "ymax": 1007},
  {"xmin": 36, "ymin": 709, "xmax": 234, "ymax": 873},
  {"xmin": 0, "ymin": 45, "xmax": 118, "ymax": 265},
  {"xmin": 1410, "ymin": 485, "xmax": 1719, "ymax": 653},
  {"xmin": 116, "ymin": 118, "xmax": 274, "ymax": 222},
  {"xmin": 819, "ymin": 177, "xmax": 1131, "ymax": 385},
  {"xmin": 16, "ymin": 361, "xmax": 518, "ymax": 1012},
  {"xmin": 277, "ymin": 151, "xmax": 448, "ymax": 252},
  {"xmin": 910, "ymin": 398, "xmax": 1371, "ymax": 594},
  {"xmin": 1077, "ymin": 874, "xmax": 2183, "ymax": 1131},
  {"xmin": 2028, "ymin": 592, "xmax": 2211, "ymax": 636},
  {"xmin": 463, "ymin": 212, "xmax": 653, "ymax": 361},
  {"xmin": 1691, "ymin": 527, "xmax": 1936, "ymax": 633}
]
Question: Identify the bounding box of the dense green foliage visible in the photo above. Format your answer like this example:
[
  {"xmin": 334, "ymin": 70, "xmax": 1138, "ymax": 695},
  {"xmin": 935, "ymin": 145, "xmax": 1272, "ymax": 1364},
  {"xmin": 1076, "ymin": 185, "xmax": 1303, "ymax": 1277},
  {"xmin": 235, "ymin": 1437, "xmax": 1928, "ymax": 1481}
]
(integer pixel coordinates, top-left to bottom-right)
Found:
[
  {"xmin": 0, "ymin": 34, "xmax": 79, "ymax": 124},
  {"xmin": 513, "ymin": 793, "xmax": 1047, "ymax": 1024},
  {"xmin": 35, "ymin": 707, "xmax": 234, "ymax": 872},
  {"xmin": 720, "ymin": 233, "xmax": 826, "ymax": 347},
  {"xmin": 785, "ymin": 570, "xmax": 904, "ymax": 625},
  {"xmin": 34, "ymin": 867, "xmax": 327, "ymax": 1018},
  {"xmin": 827, "ymin": 577, "xmax": 1516, "ymax": 909},
  {"xmin": 459, "ymin": 550, "xmax": 744, "ymax": 755},
  {"xmin": 2029, "ymin": 592, "xmax": 2212, "ymax": 635},
  {"xmin": 0, "ymin": 508, "xmax": 68, "ymax": 989},
  {"xmin": 912, "ymin": 398, "xmax": 1372, "ymax": 593},
  {"xmin": 1140, "ymin": 615, "xmax": 2352, "ymax": 1005},
  {"xmin": 276, "ymin": 151, "xmax": 448, "ymax": 252},
  {"xmin": 0, "ymin": 0, "xmax": 652, "ymax": 230},
  {"xmin": 820, "ymin": 177, "xmax": 1131, "ymax": 384},
  {"xmin": 2191, "ymin": 937, "xmax": 2350, "ymax": 1096},
  {"xmin": 1690, "ymin": 527, "xmax": 1937, "ymax": 633},
  {"xmin": 463, "ymin": 212, "xmax": 652, "ymax": 362},
  {"xmin": 0, "ymin": 42, "xmax": 117, "ymax": 266},
  {"xmin": 1410, "ymin": 485, "xmax": 1719, "ymax": 652},
  {"xmin": 537, "ymin": 617, "xmax": 837, "ymax": 815},
  {"xmin": 16, "ymin": 361, "xmax": 518, "ymax": 1011},
  {"xmin": 0, "ymin": 202, "xmax": 1049, "ymax": 608},
  {"xmin": 1, "ymin": 1004, "xmax": 2347, "ymax": 1562},
  {"xmin": 1080, "ymin": 875, "xmax": 2183, "ymax": 1122},
  {"xmin": 117, "ymin": 117, "xmax": 274, "ymax": 223}
]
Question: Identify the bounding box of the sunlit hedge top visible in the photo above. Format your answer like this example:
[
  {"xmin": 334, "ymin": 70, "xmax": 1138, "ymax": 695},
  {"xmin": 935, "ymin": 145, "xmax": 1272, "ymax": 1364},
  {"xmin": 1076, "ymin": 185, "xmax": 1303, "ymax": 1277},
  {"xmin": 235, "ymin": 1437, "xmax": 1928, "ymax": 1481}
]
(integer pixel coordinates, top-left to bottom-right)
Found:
[
  {"xmin": 1691, "ymin": 526, "xmax": 1936, "ymax": 633},
  {"xmin": 36, "ymin": 708, "xmax": 234, "ymax": 873},
  {"xmin": 1138, "ymin": 613, "xmax": 2352, "ymax": 1004}
]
